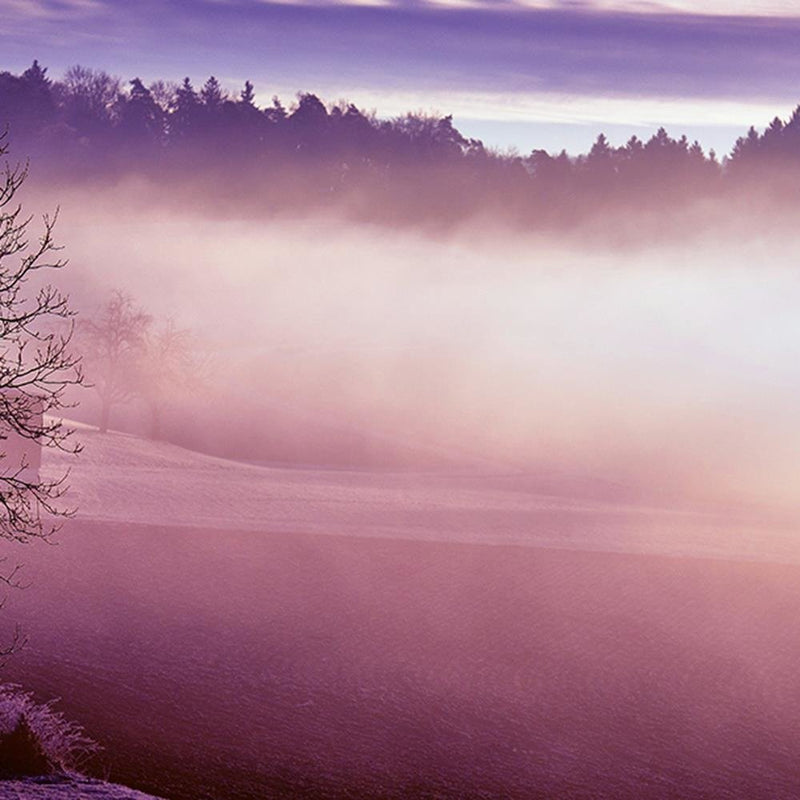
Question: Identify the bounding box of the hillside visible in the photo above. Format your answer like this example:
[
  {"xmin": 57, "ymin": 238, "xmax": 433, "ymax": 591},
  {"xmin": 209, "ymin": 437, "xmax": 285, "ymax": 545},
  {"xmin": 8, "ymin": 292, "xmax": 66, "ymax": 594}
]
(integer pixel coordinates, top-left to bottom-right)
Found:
[
  {"xmin": 0, "ymin": 425, "xmax": 795, "ymax": 799},
  {"xmin": 43, "ymin": 423, "xmax": 800, "ymax": 564}
]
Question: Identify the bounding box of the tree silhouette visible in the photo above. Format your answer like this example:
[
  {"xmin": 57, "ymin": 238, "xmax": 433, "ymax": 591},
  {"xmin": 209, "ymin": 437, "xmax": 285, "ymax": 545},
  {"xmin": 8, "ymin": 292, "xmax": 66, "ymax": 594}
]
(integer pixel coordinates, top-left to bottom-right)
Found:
[
  {"xmin": 0, "ymin": 137, "xmax": 83, "ymax": 548},
  {"xmin": 57, "ymin": 65, "xmax": 121, "ymax": 139},
  {"xmin": 0, "ymin": 61, "xmax": 791, "ymax": 233},
  {"xmin": 240, "ymin": 80, "xmax": 256, "ymax": 108},
  {"xmin": 79, "ymin": 292, "xmax": 150, "ymax": 434},
  {"xmin": 200, "ymin": 76, "xmax": 224, "ymax": 109},
  {"xmin": 170, "ymin": 77, "xmax": 201, "ymax": 144},
  {"xmin": 117, "ymin": 78, "xmax": 164, "ymax": 152},
  {"xmin": 139, "ymin": 319, "xmax": 201, "ymax": 441}
]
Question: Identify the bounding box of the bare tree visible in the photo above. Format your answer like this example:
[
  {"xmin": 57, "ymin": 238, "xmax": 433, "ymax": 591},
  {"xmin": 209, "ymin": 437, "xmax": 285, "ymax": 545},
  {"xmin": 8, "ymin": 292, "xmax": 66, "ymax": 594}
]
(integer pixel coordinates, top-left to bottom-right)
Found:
[
  {"xmin": 79, "ymin": 291, "xmax": 150, "ymax": 433},
  {"xmin": 57, "ymin": 65, "xmax": 122, "ymax": 133},
  {"xmin": 140, "ymin": 319, "xmax": 198, "ymax": 441},
  {"xmin": 0, "ymin": 136, "xmax": 83, "ymax": 559}
]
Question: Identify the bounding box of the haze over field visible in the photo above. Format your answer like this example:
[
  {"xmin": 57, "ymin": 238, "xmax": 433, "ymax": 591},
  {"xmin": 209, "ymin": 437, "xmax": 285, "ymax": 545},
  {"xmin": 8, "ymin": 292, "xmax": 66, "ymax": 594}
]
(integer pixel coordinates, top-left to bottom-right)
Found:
[
  {"xmin": 0, "ymin": 429, "xmax": 798, "ymax": 799},
  {"xmin": 20, "ymin": 183, "xmax": 794, "ymax": 513}
]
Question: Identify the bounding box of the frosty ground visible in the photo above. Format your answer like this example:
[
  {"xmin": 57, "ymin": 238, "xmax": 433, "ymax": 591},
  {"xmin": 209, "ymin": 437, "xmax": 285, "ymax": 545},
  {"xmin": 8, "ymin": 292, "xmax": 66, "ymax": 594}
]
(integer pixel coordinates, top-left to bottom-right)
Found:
[
  {"xmin": 0, "ymin": 776, "xmax": 161, "ymax": 799},
  {"xmin": 38, "ymin": 425, "xmax": 800, "ymax": 563},
  {"xmin": 1, "ymin": 426, "xmax": 799, "ymax": 799}
]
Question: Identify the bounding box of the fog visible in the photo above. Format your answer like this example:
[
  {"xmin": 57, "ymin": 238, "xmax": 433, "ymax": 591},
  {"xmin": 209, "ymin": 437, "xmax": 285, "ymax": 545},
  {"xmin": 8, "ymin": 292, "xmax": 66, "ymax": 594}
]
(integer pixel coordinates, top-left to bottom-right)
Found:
[
  {"xmin": 3, "ymin": 179, "xmax": 800, "ymax": 800},
  {"xmin": 25, "ymin": 182, "xmax": 798, "ymax": 514}
]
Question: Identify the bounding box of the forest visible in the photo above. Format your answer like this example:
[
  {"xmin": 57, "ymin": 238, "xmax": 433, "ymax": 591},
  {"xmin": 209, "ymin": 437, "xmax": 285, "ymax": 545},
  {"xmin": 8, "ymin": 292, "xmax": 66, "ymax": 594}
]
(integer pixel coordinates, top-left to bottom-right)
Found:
[{"xmin": 3, "ymin": 61, "xmax": 800, "ymax": 236}]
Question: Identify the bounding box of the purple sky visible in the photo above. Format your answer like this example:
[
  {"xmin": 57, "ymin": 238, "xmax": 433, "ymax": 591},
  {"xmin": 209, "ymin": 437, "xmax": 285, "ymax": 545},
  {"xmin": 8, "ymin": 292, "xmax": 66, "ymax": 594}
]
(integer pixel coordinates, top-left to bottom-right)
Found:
[{"xmin": 4, "ymin": 0, "xmax": 800, "ymax": 155}]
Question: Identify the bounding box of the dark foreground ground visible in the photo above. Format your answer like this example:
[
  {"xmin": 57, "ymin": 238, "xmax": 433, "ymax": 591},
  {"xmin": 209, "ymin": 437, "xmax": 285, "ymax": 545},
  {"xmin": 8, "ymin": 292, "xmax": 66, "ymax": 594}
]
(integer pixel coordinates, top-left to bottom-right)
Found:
[{"xmin": 4, "ymin": 521, "xmax": 800, "ymax": 800}]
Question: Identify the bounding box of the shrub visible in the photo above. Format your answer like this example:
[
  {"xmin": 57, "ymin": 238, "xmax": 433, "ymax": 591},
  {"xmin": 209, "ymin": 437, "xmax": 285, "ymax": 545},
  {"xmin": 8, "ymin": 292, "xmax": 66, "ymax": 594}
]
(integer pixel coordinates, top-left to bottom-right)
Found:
[{"xmin": 0, "ymin": 684, "xmax": 98, "ymax": 776}]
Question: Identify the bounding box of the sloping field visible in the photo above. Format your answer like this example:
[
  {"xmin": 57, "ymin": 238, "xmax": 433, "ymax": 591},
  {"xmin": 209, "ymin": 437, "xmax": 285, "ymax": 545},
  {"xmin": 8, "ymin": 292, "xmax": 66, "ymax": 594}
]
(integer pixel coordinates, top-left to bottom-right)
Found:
[
  {"xmin": 0, "ymin": 429, "xmax": 798, "ymax": 799},
  {"xmin": 42, "ymin": 427, "xmax": 800, "ymax": 563}
]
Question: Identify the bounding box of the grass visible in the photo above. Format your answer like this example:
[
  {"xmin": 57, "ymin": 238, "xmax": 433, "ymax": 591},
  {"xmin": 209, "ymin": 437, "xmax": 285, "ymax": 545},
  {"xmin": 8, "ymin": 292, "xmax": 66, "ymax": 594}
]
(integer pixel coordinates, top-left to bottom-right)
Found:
[{"xmin": 0, "ymin": 684, "xmax": 99, "ymax": 777}]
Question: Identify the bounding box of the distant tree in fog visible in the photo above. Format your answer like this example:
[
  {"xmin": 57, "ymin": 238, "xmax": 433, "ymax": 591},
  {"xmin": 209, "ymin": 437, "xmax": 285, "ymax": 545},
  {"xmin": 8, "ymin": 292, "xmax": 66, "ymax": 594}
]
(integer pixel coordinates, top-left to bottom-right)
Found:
[
  {"xmin": 240, "ymin": 80, "xmax": 256, "ymax": 108},
  {"xmin": 147, "ymin": 79, "xmax": 178, "ymax": 116},
  {"xmin": 117, "ymin": 78, "xmax": 165, "ymax": 151},
  {"xmin": 139, "ymin": 319, "xmax": 203, "ymax": 441},
  {"xmin": 289, "ymin": 92, "xmax": 330, "ymax": 155},
  {"xmin": 0, "ymin": 137, "xmax": 83, "ymax": 564},
  {"xmin": 56, "ymin": 65, "xmax": 121, "ymax": 138},
  {"xmin": 170, "ymin": 77, "xmax": 201, "ymax": 143},
  {"xmin": 79, "ymin": 292, "xmax": 205, "ymax": 440},
  {"xmin": 80, "ymin": 292, "xmax": 150, "ymax": 434},
  {"xmin": 200, "ymin": 76, "xmax": 225, "ymax": 109},
  {"xmin": 0, "ymin": 61, "xmax": 56, "ymax": 142}
]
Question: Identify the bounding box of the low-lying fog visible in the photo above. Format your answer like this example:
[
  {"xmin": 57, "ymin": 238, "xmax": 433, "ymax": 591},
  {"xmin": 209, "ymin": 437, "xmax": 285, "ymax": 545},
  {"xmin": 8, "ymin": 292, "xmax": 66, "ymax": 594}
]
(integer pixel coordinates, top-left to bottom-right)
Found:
[
  {"xmin": 32, "ymin": 183, "xmax": 800, "ymax": 512},
  {"xmin": 7, "ymin": 181, "xmax": 800, "ymax": 800}
]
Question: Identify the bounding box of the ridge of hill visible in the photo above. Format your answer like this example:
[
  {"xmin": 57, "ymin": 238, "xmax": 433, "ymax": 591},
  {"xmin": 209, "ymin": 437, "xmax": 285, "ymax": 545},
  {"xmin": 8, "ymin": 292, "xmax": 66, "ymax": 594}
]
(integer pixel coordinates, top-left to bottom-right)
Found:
[{"xmin": 42, "ymin": 423, "xmax": 800, "ymax": 564}]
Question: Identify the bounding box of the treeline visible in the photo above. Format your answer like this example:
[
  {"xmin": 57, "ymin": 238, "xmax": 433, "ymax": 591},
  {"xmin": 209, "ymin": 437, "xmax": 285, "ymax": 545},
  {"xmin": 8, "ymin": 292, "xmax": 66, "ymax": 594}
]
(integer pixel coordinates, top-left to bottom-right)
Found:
[{"xmin": 2, "ymin": 61, "xmax": 799, "ymax": 232}]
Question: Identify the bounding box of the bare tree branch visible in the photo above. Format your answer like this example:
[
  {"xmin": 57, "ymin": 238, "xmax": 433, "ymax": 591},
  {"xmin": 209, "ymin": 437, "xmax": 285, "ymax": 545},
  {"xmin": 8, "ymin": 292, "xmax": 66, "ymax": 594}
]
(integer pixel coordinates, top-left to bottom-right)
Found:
[
  {"xmin": 0, "ymin": 132, "xmax": 83, "ymax": 548},
  {"xmin": 78, "ymin": 291, "xmax": 149, "ymax": 433}
]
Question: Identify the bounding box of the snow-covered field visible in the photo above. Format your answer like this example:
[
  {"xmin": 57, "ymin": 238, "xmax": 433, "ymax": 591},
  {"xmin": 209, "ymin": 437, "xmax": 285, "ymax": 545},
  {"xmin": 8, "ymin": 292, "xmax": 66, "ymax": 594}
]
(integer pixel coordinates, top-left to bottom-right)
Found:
[
  {"xmin": 43, "ymin": 425, "xmax": 800, "ymax": 564},
  {"xmin": 2, "ymin": 427, "xmax": 799, "ymax": 799}
]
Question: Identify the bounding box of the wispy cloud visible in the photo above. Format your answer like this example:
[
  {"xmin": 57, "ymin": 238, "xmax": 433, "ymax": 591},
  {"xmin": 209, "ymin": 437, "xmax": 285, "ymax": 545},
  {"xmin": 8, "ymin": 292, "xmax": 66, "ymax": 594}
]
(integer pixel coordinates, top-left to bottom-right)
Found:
[
  {"xmin": 322, "ymin": 86, "xmax": 789, "ymax": 130},
  {"xmin": 0, "ymin": 0, "xmax": 108, "ymax": 41},
  {"xmin": 485, "ymin": 0, "xmax": 800, "ymax": 15},
  {"xmin": 4, "ymin": 0, "xmax": 799, "ymax": 157},
  {"xmin": 2, "ymin": 0, "xmax": 106, "ymax": 18},
  {"xmin": 237, "ymin": 0, "xmax": 800, "ymax": 14},
  {"xmin": 554, "ymin": 0, "xmax": 800, "ymax": 16}
]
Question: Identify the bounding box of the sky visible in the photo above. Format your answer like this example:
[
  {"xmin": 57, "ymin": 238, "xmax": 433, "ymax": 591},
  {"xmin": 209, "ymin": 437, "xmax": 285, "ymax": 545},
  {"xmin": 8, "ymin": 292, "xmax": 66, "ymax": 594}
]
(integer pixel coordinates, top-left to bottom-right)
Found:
[{"xmin": 4, "ymin": 0, "xmax": 800, "ymax": 155}]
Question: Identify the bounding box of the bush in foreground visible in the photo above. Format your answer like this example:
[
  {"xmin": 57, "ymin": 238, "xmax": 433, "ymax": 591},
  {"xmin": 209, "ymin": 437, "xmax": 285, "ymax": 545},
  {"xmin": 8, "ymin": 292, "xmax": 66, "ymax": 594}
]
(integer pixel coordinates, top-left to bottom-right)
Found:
[{"xmin": 0, "ymin": 684, "xmax": 98, "ymax": 777}]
